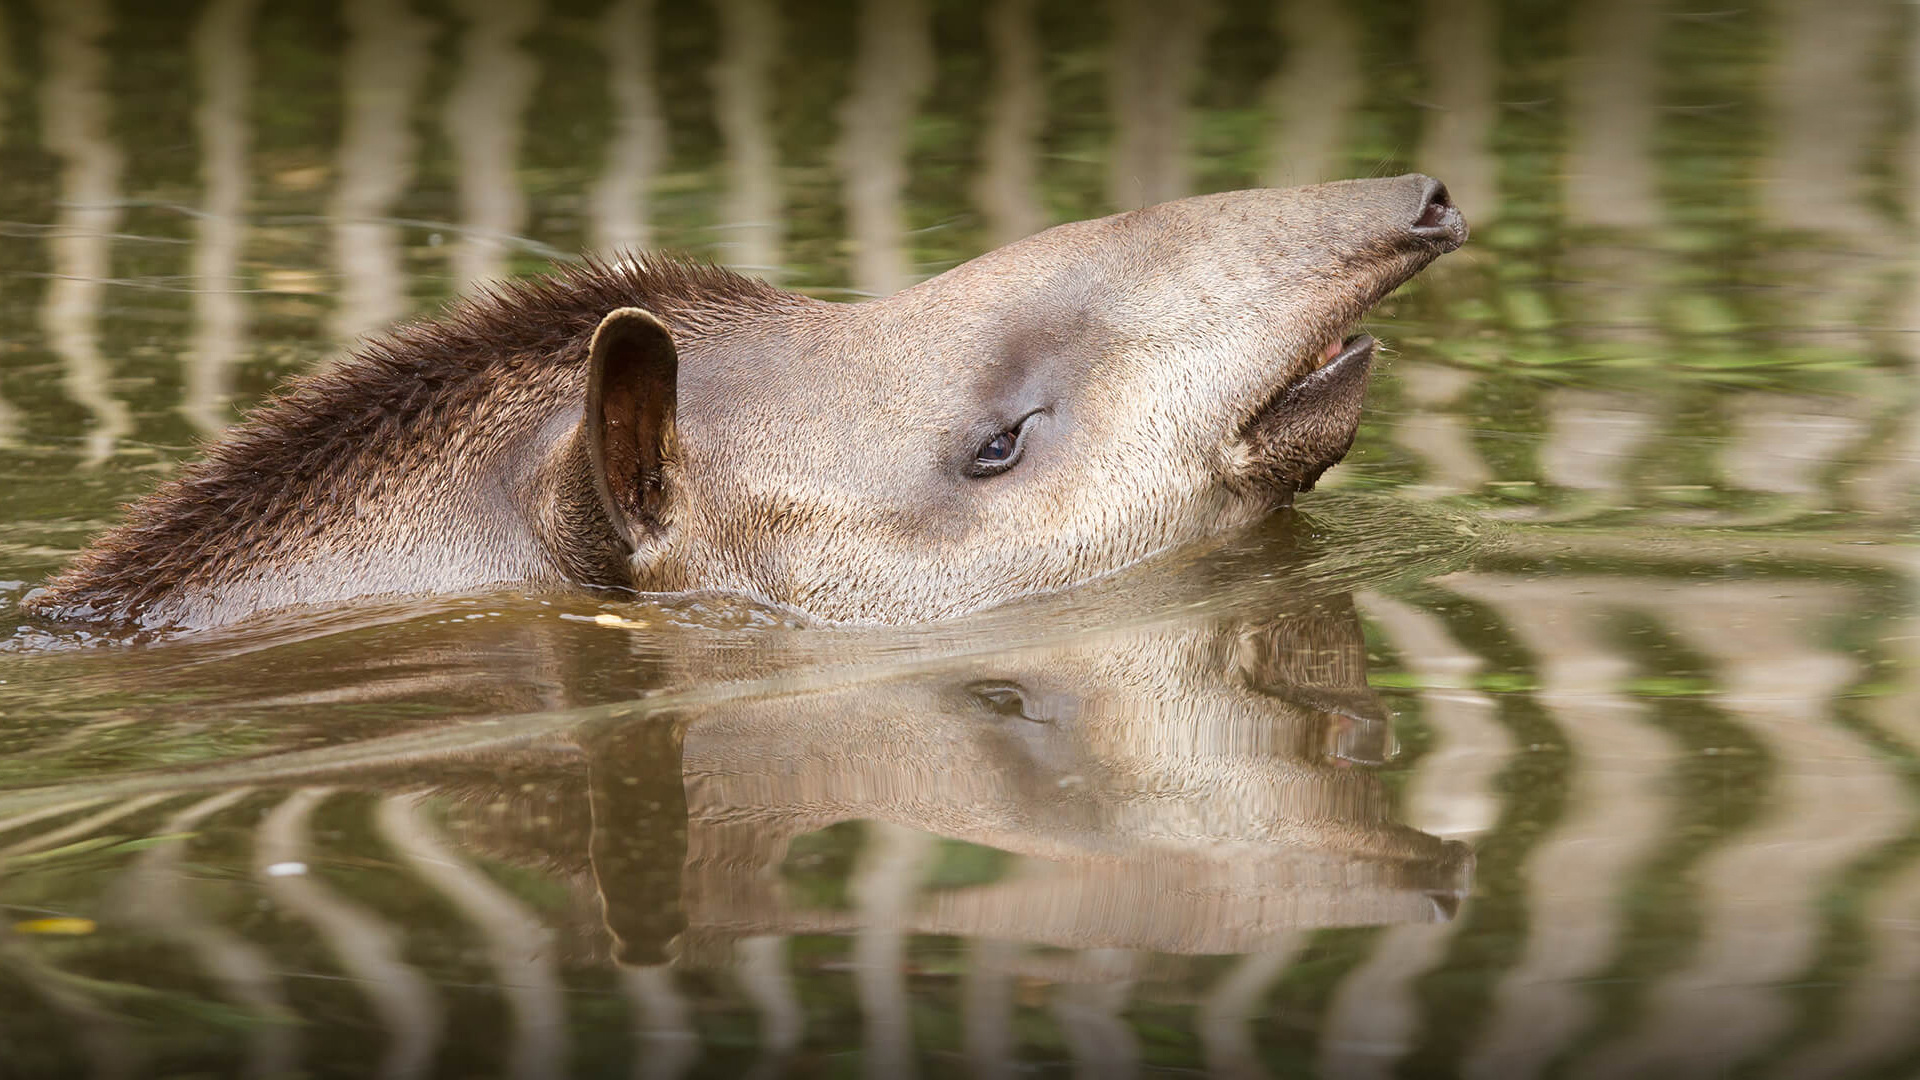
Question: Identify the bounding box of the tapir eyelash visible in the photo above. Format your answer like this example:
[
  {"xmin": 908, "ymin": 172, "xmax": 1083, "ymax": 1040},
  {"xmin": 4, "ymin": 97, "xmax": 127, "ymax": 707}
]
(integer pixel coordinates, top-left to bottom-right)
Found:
[{"xmin": 965, "ymin": 411, "xmax": 1043, "ymax": 479}]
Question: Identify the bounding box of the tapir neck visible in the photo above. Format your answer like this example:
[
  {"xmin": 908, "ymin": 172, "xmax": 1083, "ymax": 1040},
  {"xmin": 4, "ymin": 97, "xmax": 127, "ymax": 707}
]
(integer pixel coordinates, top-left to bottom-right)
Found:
[
  {"xmin": 528, "ymin": 413, "xmax": 640, "ymax": 593},
  {"xmin": 23, "ymin": 257, "xmax": 799, "ymax": 630}
]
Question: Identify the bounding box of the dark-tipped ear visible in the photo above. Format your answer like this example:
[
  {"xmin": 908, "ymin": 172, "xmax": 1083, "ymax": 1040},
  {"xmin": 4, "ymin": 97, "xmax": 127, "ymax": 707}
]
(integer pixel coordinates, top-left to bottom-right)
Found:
[{"xmin": 586, "ymin": 307, "xmax": 679, "ymax": 550}]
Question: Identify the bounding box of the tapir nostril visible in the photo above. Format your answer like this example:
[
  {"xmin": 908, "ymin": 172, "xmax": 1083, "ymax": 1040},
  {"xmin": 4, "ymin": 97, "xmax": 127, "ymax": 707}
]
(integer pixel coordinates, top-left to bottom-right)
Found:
[
  {"xmin": 1407, "ymin": 175, "xmax": 1467, "ymax": 249},
  {"xmin": 1414, "ymin": 181, "xmax": 1452, "ymax": 229}
]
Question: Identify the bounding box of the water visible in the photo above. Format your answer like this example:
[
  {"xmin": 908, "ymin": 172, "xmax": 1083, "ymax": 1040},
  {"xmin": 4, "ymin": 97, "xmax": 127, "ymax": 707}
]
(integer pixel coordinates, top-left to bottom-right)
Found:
[{"xmin": 0, "ymin": 0, "xmax": 1915, "ymax": 1075}]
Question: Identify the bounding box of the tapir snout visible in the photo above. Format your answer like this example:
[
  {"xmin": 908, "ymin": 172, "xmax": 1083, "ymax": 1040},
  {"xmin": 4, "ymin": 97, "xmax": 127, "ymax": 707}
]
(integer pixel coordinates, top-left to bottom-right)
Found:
[
  {"xmin": 1408, "ymin": 175, "xmax": 1471, "ymax": 248},
  {"xmin": 28, "ymin": 175, "xmax": 1467, "ymax": 630}
]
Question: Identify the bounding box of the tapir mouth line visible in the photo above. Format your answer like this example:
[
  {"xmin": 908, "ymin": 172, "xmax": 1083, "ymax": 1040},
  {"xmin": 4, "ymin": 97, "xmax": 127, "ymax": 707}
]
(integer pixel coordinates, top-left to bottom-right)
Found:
[
  {"xmin": 1254, "ymin": 245, "xmax": 1437, "ymax": 420},
  {"xmin": 1293, "ymin": 334, "xmax": 1374, "ymax": 394},
  {"xmin": 1241, "ymin": 332, "xmax": 1373, "ymax": 434},
  {"xmin": 1219, "ymin": 233, "xmax": 1458, "ymax": 499}
]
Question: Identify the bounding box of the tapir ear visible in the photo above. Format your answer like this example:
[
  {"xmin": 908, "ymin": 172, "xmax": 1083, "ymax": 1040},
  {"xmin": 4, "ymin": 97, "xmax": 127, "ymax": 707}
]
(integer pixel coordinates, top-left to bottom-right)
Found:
[{"xmin": 585, "ymin": 307, "xmax": 679, "ymax": 549}]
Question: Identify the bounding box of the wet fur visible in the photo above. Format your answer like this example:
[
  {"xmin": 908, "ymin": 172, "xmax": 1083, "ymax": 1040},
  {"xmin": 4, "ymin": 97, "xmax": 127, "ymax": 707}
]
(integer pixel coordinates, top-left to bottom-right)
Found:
[
  {"xmin": 28, "ymin": 177, "xmax": 1463, "ymax": 630},
  {"xmin": 27, "ymin": 257, "xmax": 789, "ymax": 627}
]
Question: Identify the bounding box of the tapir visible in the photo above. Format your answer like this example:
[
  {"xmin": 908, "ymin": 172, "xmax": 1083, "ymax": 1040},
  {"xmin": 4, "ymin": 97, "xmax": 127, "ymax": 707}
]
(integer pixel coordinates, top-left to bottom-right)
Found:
[{"xmin": 26, "ymin": 175, "xmax": 1465, "ymax": 630}]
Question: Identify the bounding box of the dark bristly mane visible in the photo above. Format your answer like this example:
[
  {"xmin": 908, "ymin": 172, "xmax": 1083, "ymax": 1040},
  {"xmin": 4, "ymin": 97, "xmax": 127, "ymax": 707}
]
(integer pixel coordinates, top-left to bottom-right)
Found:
[{"xmin": 27, "ymin": 255, "xmax": 788, "ymax": 627}]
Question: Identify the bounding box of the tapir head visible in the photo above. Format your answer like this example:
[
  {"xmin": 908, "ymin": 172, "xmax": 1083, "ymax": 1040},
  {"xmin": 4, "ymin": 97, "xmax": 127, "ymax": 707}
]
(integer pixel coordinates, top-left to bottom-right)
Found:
[{"xmin": 589, "ymin": 175, "xmax": 1465, "ymax": 621}]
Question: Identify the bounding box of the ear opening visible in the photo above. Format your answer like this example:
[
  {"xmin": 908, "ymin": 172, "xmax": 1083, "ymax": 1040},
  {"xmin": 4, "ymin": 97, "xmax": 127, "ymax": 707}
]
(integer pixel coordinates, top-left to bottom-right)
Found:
[{"xmin": 586, "ymin": 307, "xmax": 679, "ymax": 551}]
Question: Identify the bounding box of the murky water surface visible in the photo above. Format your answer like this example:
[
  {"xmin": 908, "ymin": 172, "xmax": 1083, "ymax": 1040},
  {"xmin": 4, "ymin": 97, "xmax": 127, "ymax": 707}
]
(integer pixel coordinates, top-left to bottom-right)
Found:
[{"xmin": 1, "ymin": 0, "xmax": 1916, "ymax": 1075}]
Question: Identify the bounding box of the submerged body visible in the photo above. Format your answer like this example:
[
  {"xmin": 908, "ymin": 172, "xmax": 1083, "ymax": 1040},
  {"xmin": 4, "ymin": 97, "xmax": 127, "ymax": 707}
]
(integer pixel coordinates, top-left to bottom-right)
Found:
[{"xmin": 27, "ymin": 175, "xmax": 1465, "ymax": 630}]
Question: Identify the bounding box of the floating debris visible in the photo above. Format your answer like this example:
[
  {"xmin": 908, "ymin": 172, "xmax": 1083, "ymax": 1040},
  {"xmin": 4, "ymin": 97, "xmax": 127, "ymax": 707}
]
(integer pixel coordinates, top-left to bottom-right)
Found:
[{"xmin": 12, "ymin": 918, "xmax": 97, "ymax": 936}]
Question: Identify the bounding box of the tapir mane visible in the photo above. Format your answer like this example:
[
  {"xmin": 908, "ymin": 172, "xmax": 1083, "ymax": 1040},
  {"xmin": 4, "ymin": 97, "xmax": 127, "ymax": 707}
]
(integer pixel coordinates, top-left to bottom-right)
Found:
[{"xmin": 27, "ymin": 256, "xmax": 789, "ymax": 627}]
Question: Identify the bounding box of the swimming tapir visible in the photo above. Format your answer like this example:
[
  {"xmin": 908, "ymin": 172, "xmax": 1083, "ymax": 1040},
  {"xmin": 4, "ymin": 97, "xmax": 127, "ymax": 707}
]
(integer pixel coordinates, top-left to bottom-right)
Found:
[{"xmin": 26, "ymin": 175, "xmax": 1465, "ymax": 630}]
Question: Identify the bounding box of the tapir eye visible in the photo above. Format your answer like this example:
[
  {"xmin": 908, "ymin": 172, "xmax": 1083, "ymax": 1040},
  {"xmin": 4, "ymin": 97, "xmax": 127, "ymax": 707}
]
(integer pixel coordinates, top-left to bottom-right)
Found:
[{"xmin": 967, "ymin": 412, "xmax": 1038, "ymax": 478}]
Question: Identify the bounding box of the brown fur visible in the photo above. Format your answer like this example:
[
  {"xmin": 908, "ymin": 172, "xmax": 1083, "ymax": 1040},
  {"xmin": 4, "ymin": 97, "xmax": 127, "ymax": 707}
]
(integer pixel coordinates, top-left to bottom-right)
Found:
[
  {"xmin": 28, "ymin": 258, "xmax": 796, "ymax": 626},
  {"xmin": 28, "ymin": 176, "xmax": 1465, "ymax": 630}
]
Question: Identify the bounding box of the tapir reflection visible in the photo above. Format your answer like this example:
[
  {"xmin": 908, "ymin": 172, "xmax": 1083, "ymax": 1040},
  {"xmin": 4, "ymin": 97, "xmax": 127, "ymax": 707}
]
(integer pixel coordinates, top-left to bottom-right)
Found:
[{"xmin": 579, "ymin": 592, "xmax": 1473, "ymax": 966}]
